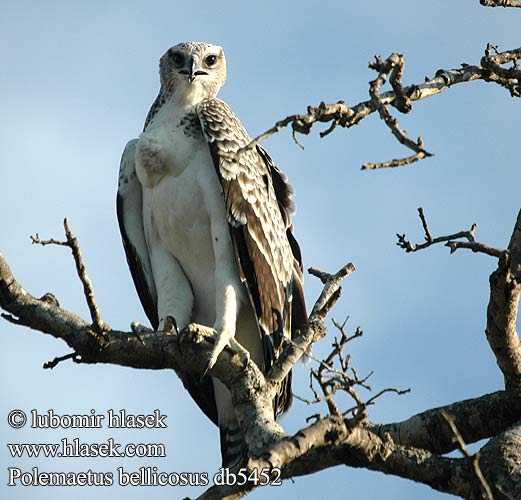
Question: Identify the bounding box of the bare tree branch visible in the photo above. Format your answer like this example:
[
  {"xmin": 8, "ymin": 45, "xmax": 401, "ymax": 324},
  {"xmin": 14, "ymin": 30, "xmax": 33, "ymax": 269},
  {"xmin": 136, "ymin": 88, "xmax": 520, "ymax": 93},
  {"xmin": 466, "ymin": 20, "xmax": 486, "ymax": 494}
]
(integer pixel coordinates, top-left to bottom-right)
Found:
[
  {"xmin": 361, "ymin": 149, "xmax": 428, "ymax": 170},
  {"xmin": 481, "ymin": 0, "xmax": 521, "ymax": 8},
  {"xmin": 235, "ymin": 65, "xmax": 481, "ymax": 155},
  {"xmin": 481, "ymin": 45, "xmax": 521, "ymax": 97},
  {"xmin": 293, "ymin": 320, "xmax": 409, "ymax": 418},
  {"xmin": 230, "ymin": 46, "xmax": 520, "ymax": 171},
  {"xmin": 198, "ymin": 415, "xmax": 476, "ymax": 500},
  {"xmin": 372, "ymin": 390, "xmax": 521, "ymax": 454},
  {"xmin": 31, "ymin": 218, "xmax": 106, "ymax": 334},
  {"xmin": 266, "ymin": 263, "xmax": 355, "ymax": 389},
  {"xmin": 398, "ymin": 208, "xmax": 521, "ymax": 390},
  {"xmin": 485, "ymin": 210, "xmax": 521, "ymax": 389},
  {"xmin": 365, "ymin": 53, "xmax": 432, "ymax": 169},
  {"xmin": 397, "ymin": 207, "xmax": 506, "ymax": 257},
  {"xmin": 445, "ymin": 240, "xmax": 506, "ymax": 258},
  {"xmin": 479, "ymin": 425, "xmax": 521, "ymax": 500},
  {"xmin": 3, "ymin": 209, "xmax": 521, "ymax": 500},
  {"xmin": 267, "ymin": 422, "xmax": 477, "ymax": 498}
]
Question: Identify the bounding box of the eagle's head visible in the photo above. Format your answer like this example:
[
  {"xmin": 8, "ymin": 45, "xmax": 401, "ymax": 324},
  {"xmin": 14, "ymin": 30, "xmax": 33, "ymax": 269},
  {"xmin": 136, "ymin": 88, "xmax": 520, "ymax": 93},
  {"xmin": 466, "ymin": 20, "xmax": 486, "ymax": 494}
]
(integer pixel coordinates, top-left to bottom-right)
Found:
[{"xmin": 159, "ymin": 41, "xmax": 227, "ymax": 104}]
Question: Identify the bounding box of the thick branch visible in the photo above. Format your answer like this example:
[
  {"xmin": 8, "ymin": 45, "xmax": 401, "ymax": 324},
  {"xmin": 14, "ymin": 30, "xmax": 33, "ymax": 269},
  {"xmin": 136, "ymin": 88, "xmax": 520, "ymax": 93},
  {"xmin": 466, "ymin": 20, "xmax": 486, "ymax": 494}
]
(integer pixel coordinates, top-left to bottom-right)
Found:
[
  {"xmin": 1, "ymin": 246, "xmax": 362, "ymax": 473},
  {"xmin": 0, "ymin": 247, "xmax": 290, "ymax": 454},
  {"xmin": 0, "ymin": 251, "xmax": 98, "ymax": 348},
  {"xmin": 478, "ymin": 423, "xmax": 521, "ymax": 500},
  {"xmin": 372, "ymin": 390, "xmax": 521, "ymax": 454},
  {"xmin": 252, "ymin": 418, "xmax": 476, "ymax": 499},
  {"xmin": 196, "ymin": 415, "xmax": 476, "ymax": 500},
  {"xmin": 486, "ymin": 210, "xmax": 521, "ymax": 389},
  {"xmin": 198, "ymin": 392, "xmax": 521, "ymax": 499}
]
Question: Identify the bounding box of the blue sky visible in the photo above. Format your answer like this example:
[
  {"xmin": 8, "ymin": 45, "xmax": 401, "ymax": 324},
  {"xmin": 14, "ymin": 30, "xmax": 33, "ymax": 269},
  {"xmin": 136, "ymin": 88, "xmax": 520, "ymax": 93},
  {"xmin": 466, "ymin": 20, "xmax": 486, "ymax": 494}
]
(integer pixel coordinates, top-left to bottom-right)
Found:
[{"xmin": 1, "ymin": 1, "xmax": 519, "ymax": 499}]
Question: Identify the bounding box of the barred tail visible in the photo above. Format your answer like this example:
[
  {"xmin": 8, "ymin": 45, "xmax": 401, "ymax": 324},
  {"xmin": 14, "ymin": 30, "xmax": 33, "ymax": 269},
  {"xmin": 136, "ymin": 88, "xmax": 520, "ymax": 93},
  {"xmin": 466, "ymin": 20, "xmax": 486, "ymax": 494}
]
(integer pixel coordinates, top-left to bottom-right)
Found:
[{"xmin": 219, "ymin": 423, "xmax": 247, "ymax": 468}]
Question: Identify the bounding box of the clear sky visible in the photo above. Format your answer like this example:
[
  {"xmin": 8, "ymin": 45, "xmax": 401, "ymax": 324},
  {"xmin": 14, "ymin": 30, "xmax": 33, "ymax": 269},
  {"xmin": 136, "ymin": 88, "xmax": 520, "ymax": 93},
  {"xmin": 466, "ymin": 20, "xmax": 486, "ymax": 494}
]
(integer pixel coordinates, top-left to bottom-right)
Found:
[{"xmin": 1, "ymin": 1, "xmax": 519, "ymax": 499}]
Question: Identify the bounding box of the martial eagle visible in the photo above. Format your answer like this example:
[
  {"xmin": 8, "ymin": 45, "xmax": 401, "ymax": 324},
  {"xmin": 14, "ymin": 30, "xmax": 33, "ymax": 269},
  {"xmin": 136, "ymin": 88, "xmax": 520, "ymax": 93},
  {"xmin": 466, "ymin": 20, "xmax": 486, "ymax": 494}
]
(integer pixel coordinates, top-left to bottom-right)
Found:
[{"xmin": 117, "ymin": 41, "xmax": 306, "ymax": 467}]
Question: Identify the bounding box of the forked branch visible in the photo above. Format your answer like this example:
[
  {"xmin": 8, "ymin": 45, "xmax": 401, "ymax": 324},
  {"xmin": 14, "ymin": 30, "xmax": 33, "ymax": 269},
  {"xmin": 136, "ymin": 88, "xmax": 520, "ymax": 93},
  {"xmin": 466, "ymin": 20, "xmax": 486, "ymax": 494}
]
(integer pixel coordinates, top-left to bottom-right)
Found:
[
  {"xmin": 231, "ymin": 45, "xmax": 520, "ymax": 171},
  {"xmin": 31, "ymin": 218, "xmax": 106, "ymax": 334},
  {"xmin": 396, "ymin": 207, "xmax": 505, "ymax": 257}
]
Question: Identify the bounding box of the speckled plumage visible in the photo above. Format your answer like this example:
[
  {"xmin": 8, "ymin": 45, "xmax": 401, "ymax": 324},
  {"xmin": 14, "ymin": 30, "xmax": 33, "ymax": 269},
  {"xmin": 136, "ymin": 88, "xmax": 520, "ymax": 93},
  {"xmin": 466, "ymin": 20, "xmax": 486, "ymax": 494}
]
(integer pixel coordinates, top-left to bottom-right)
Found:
[
  {"xmin": 197, "ymin": 98, "xmax": 296, "ymax": 349},
  {"xmin": 179, "ymin": 111, "xmax": 201, "ymax": 139}
]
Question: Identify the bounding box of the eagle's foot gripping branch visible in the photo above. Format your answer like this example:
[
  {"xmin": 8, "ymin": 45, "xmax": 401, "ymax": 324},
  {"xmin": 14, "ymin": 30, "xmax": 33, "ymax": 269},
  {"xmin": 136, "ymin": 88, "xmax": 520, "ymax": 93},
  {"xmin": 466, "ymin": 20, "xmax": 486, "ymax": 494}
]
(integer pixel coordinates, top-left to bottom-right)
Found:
[{"xmin": 179, "ymin": 323, "xmax": 250, "ymax": 378}]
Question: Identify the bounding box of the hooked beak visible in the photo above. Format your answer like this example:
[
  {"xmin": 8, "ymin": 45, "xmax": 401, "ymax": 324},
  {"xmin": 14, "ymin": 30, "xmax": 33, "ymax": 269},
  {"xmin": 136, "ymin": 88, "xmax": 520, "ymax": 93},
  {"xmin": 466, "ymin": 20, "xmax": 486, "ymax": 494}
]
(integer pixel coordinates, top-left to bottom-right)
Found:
[{"xmin": 187, "ymin": 57, "xmax": 208, "ymax": 83}]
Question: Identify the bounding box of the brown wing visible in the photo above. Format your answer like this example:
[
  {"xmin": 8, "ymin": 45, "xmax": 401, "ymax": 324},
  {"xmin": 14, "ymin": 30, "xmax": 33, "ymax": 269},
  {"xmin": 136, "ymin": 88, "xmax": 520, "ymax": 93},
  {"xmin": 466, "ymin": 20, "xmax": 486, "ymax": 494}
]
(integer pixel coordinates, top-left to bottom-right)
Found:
[{"xmin": 197, "ymin": 98, "xmax": 307, "ymax": 415}]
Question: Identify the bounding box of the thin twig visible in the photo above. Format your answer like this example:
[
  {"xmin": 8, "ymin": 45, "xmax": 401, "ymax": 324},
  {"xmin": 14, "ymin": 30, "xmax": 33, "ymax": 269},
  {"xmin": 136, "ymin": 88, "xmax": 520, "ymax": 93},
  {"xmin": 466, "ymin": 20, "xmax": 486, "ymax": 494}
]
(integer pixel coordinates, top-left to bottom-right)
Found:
[
  {"xmin": 445, "ymin": 240, "xmax": 505, "ymax": 258},
  {"xmin": 418, "ymin": 207, "xmax": 433, "ymax": 243},
  {"xmin": 397, "ymin": 207, "xmax": 506, "ymax": 257},
  {"xmin": 441, "ymin": 411, "xmax": 495, "ymax": 500},
  {"xmin": 364, "ymin": 387, "xmax": 411, "ymax": 408},
  {"xmin": 43, "ymin": 352, "xmax": 80, "ymax": 369},
  {"xmin": 310, "ymin": 263, "xmax": 356, "ymax": 316},
  {"xmin": 308, "ymin": 267, "xmax": 332, "ymax": 284},
  {"xmin": 267, "ymin": 263, "xmax": 356, "ymax": 389},
  {"xmin": 30, "ymin": 235, "xmax": 68, "ymax": 246},
  {"xmin": 31, "ymin": 219, "xmax": 106, "ymax": 334},
  {"xmin": 361, "ymin": 149, "xmax": 428, "ymax": 170},
  {"xmin": 367, "ymin": 53, "xmax": 433, "ymax": 169},
  {"xmin": 293, "ymin": 316, "xmax": 409, "ymax": 419}
]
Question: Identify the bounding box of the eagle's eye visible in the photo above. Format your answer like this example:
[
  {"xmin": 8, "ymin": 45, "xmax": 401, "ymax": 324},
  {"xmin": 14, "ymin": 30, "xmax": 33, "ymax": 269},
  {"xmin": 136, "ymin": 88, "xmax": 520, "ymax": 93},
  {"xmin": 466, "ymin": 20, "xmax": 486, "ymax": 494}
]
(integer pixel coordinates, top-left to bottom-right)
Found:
[
  {"xmin": 205, "ymin": 55, "xmax": 217, "ymax": 67},
  {"xmin": 171, "ymin": 52, "xmax": 185, "ymax": 68}
]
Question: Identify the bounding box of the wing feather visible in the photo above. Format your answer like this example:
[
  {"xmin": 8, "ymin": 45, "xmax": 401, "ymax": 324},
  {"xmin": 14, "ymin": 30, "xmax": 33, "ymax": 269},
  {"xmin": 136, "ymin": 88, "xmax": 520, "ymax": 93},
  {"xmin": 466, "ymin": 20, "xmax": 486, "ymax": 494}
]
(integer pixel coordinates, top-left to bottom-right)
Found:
[
  {"xmin": 117, "ymin": 140, "xmax": 159, "ymax": 329},
  {"xmin": 197, "ymin": 98, "xmax": 307, "ymax": 415}
]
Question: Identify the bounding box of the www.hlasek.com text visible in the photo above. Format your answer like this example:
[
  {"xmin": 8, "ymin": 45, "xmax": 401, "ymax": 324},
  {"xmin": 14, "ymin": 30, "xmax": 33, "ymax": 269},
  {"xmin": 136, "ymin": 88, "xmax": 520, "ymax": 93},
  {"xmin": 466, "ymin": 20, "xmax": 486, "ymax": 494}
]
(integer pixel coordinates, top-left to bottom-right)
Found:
[{"xmin": 8, "ymin": 438, "xmax": 165, "ymax": 458}]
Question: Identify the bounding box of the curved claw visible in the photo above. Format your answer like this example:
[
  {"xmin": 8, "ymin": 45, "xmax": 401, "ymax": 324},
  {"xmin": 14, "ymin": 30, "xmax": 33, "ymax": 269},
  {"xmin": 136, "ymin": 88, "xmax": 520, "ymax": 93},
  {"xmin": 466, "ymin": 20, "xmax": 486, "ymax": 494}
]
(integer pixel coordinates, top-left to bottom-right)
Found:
[
  {"xmin": 130, "ymin": 321, "xmax": 154, "ymax": 334},
  {"xmin": 202, "ymin": 327, "xmax": 233, "ymax": 379},
  {"xmin": 163, "ymin": 315, "xmax": 179, "ymax": 334},
  {"xmin": 201, "ymin": 330, "xmax": 251, "ymax": 380}
]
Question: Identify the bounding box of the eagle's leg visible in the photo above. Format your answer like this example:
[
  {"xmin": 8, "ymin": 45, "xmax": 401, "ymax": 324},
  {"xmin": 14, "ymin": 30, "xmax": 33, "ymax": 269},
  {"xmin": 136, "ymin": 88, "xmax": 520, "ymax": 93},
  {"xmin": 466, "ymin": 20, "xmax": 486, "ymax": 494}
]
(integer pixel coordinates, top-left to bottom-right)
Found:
[
  {"xmin": 201, "ymin": 195, "xmax": 250, "ymax": 374},
  {"xmin": 149, "ymin": 243, "xmax": 194, "ymax": 333},
  {"xmin": 202, "ymin": 283, "xmax": 249, "ymax": 376},
  {"xmin": 207, "ymin": 284, "xmax": 236, "ymax": 371}
]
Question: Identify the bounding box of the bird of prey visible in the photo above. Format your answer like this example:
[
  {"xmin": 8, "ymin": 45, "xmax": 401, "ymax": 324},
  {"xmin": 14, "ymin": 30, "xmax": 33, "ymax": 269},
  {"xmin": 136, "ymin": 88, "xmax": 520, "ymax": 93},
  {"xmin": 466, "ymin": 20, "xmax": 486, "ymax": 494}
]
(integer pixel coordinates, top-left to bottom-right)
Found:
[{"xmin": 117, "ymin": 41, "xmax": 306, "ymax": 467}]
